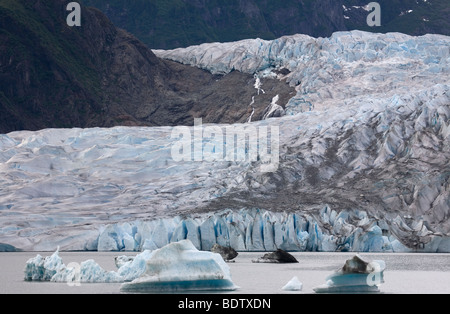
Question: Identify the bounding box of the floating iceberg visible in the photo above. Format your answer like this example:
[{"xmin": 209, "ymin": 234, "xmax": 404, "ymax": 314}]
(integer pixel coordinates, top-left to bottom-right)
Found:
[
  {"xmin": 211, "ymin": 243, "xmax": 238, "ymax": 262},
  {"xmin": 24, "ymin": 240, "xmax": 238, "ymax": 292},
  {"xmin": 25, "ymin": 247, "xmax": 152, "ymax": 284},
  {"xmin": 282, "ymin": 276, "xmax": 303, "ymax": 291},
  {"xmin": 121, "ymin": 240, "xmax": 238, "ymax": 292},
  {"xmin": 24, "ymin": 248, "xmax": 65, "ymax": 281},
  {"xmin": 25, "ymin": 249, "xmax": 127, "ymax": 283},
  {"xmin": 313, "ymin": 255, "xmax": 385, "ymax": 293},
  {"xmin": 252, "ymin": 249, "xmax": 298, "ymax": 263}
]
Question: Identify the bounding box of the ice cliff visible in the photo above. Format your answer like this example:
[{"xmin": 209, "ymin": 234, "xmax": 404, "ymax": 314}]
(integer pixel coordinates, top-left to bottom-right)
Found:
[
  {"xmin": 1, "ymin": 31, "xmax": 449, "ymax": 252},
  {"xmin": 96, "ymin": 207, "xmax": 449, "ymax": 253}
]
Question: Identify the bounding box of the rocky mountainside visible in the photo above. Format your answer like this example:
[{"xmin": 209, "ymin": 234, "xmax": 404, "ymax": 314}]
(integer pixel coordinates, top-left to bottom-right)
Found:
[
  {"xmin": 81, "ymin": 0, "xmax": 345, "ymax": 49},
  {"xmin": 0, "ymin": 0, "xmax": 294, "ymax": 134},
  {"xmin": 81, "ymin": 0, "xmax": 450, "ymax": 49}
]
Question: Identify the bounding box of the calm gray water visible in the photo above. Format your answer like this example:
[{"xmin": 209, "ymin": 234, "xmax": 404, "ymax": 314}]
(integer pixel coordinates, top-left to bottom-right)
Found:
[{"xmin": 1, "ymin": 252, "xmax": 449, "ymax": 294}]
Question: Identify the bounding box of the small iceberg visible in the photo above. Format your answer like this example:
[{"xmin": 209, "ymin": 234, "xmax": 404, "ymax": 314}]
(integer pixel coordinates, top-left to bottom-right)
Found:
[
  {"xmin": 282, "ymin": 276, "xmax": 303, "ymax": 291},
  {"xmin": 314, "ymin": 255, "xmax": 385, "ymax": 293},
  {"xmin": 211, "ymin": 243, "xmax": 239, "ymax": 262},
  {"xmin": 121, "ymin": 240, "xmax": 238, "ymax": 292}
]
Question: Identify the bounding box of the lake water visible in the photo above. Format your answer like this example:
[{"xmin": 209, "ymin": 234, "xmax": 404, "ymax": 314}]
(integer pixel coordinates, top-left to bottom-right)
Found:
[{"xmin": 1, "ymin": 252, "xmax": 450, "ymax": 294}]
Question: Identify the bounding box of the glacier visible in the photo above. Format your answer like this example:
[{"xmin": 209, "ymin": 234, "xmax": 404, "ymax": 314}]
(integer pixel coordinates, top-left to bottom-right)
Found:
[
  {"xmin": 154, "ymin": 31, "xmax": 450, "ymax": 115},
  {"xmin": 94, "ymin": 207, "xmax": 448, "ymax": 253},
  {"xmin": 1, "ymin": 31, "xmax": 449, "ymax": 252}
]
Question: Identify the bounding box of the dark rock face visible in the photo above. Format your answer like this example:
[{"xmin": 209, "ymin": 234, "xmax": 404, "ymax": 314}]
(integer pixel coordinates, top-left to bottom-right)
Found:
[
  {"xmin": 82, "ymin": 0, "xmax": 346, "ymax": 49},
  {"xmin": 211, "ymin": 244, "xmax": 239, "ymax": 262},
  {"xmin": 252, "ymin": 249, "xmax": 299, "ymax": 264},
  {"xmin": 0, "ymin": 0, "xmax": 295, "ymax": 134},
  {"xmin": 82, "ymin": 0, "xmax": 450, "ymax": 50}
]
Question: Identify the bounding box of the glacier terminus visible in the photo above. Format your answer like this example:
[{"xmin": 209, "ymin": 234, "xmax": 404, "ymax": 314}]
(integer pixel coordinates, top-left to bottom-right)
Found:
[{"xmin": 0, "ymin": 30, "xmax": 449, "ymax": 253}]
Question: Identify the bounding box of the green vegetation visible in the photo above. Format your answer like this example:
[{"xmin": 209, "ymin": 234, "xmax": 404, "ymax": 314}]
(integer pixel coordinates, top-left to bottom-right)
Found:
[
  {"xmin": 0, "ymin": 0, "xmax": 103, "ymax": 132},
  {"xmin": 81, "ymin": 0, "xmax": 278, "ymax": 48},
  {"xmin": 0, "ymin": 0, "xmax": 99, "ymax": 91},
  {"xmin": 344, "ymin": 0, "xmax": 450, "ymax": 36},
  {"xmin": 81, "ymin": 0, "xmax": 449, "ymax": 49}
]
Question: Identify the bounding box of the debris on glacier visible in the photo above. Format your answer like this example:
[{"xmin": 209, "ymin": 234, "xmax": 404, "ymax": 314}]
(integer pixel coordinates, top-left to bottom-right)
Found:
[
  {"xmin": 120, "ymin": 240, "xmax": 238, "ymax": 292},
  {"xmin": 282, "ymin": 276, "xmax": 303, "ymax": 292},
  {"xmin": 313, "ymin": 255, "xmax": 385, "ymax": 293},
  {"xmin": 252, "ymin": 249, "xmax": 298, "ymax": 264},
  {"xmin": 211, "ymin": 243, "xmax": 238, "ymax": 262}
]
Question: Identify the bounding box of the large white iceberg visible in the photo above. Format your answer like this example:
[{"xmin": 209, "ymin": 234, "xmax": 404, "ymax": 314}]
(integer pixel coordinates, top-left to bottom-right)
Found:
[{"xmin": 121, "ymin": 240, "xmax": 238, "ymax": 292}]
